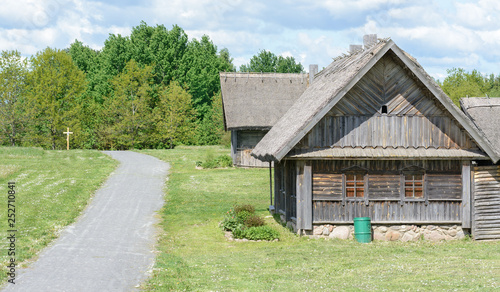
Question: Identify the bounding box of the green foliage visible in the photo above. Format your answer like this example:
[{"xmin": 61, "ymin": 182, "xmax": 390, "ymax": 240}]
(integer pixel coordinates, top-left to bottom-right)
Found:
[
  {"xmin": 25, "ymin": 47, "xmax": 86, "ymax": 150},
  {"xmin": 195, "ymin": 92, "xmax": 225, "ymax": 145},
  {"xmin": 217, "ymin": 154, "xmax": 233, "ymax": 168},
  {"xmin": 244, "ymin": 215, "xmax": 265, "ymax": 227},
  {"xmin": 236, "ymin": 210, "xmax": 252, "ymax": 222},
  {"xmin": 196, "ymin": 149, "xmax": 233, "ymax": 168},
  {"xmin": 0, "ymin": 50, "xmax": 28, "ymax": 146},
  {"xmin": 243, "ymin": 226, "xmax": 280, "ymax": 241},
  {"xmin": 220, "ymin": 203, "xmax": 277, "ymax": 241},
  {"xmin": 103, "ymin": 60, "xmax": 153, "ymax": 149},
  {"xmin": 440, "ymin": 68, "xmax": 485, "ymax": 105},
  {"xmin": 152, "ymin": 81, "xmax": 196, "ymax": 148},
  {"xmin": 240, "ymin": 49, "xmax": 303, "ymax": 73},
  {"xmin": 234, "ymin": 204, "xmax": 255, "ymax": 214},
  {"xmin": 220, "ymin": 209, "xmax": 242, "ymax": 232}
]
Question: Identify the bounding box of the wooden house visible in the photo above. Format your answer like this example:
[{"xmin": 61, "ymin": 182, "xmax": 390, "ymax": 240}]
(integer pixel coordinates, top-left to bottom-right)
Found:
[
  {"xmin": 220, "ymin": 72, "xmax": 312, "ymax": 167},
  {"xmin": 251, "ymin": 37, "xmax": 500, "ymax": 240},
  {"xmin": 461, "ymin": 97, "xmax": 500, "ymax": 240}
]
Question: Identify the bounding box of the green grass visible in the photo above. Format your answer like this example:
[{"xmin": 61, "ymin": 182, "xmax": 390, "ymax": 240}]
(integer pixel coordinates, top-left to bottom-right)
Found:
[
  {"xmin": 140, "ymin": 146, "xmax": 500, "ymax": 291},
  {"xmin": 0, "ymin": 147, "xmax": 117, "ymax": 278}
]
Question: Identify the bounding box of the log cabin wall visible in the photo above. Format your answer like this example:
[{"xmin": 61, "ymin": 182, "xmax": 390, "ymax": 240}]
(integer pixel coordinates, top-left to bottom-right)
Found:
[
  {"xmin": 311, "ymin": 160, "xmax": 464, "ymax": 224},
  {"xmin": 473, "ymin": 165, "xmax": 500, "ymax": 240}
]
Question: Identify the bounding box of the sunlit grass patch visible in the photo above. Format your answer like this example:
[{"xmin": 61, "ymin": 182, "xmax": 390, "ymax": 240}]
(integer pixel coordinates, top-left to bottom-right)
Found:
[
  {"xmin": 140, "ymin": 146, "xmax": 500, "ymax": 291},
  {"xmin": 0, "ymin": 147, "xmax": 117, "ymax": 283}
]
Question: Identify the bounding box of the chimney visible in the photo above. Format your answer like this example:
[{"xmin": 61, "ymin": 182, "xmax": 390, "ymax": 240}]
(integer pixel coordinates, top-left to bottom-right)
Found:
[
  {"xmin": 309, "ymin": 64, "xmax": 318, "ymax": 84},
  {"xmin": 349, "ymin": 44, "xmax": 363, "ymax": 54},
  {"xmin": 363, "ymin": 34, "xmax": 377, "ymax": 49}
]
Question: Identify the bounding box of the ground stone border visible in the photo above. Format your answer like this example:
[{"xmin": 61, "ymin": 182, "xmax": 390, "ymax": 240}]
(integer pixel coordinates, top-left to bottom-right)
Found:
[{"xmin": 304, "ymin": 224, "xmax": 466, "ymax": 242}]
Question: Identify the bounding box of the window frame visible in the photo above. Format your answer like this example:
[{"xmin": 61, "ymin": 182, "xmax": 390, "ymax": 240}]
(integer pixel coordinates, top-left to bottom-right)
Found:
[
  {"xmin": 400, "ymin": 167, "xmax": 427, "ymax": 205},
  {"xmin": 341, "ymin": 166, "xmax": 368, "ymax": 205}
]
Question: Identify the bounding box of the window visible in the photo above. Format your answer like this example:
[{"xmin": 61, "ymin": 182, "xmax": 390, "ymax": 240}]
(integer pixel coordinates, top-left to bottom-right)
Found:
[
  {"xmin": 381, "ymin": 105, "xmax": 388, "ymax": 114},
  {"xmin": 404, "ymin": 173, "xmax": 424, "ymax": 198},
  {"xmin": 345, "ymin": 173, "xmax": 365, "ymax": 198}
]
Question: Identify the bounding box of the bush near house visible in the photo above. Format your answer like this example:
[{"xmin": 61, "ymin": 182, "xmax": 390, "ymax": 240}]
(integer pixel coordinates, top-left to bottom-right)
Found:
[{"xmin": 221, "ymin": 204, "xmax": 279, "ymax": 241}]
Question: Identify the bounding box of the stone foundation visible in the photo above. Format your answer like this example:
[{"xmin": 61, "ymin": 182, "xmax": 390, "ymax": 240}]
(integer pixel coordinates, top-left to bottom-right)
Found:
[{"xmin": 302, "ymin": 224, "xmax": 466, "ymax": 242}]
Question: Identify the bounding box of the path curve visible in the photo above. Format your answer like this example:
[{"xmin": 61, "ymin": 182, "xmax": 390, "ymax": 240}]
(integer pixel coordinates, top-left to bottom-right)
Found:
[{"xmin": 4, "ymin": 151, "xmax": 169, "ymax": 292}]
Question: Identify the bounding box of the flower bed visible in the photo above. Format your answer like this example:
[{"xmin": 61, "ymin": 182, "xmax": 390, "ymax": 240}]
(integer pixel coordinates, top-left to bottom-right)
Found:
[{"xmin": 221, "ymin": 204, "xmax": 279, "ymax": 241}]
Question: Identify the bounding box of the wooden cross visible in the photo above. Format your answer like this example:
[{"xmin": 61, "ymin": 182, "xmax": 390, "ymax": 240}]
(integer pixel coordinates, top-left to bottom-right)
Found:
[{"xmin": 63, "ymin": 127, "xmax": 73, "ymax": 150}]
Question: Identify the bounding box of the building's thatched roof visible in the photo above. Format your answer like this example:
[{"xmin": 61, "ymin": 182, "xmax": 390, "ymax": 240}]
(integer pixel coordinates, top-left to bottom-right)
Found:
[
  {"xmin": 251, "ymin": 39, "xmax": 500, "ymax": 163},
  {"xmin": 461, "ymin": 97, "xmax": 500, "ymax": 157},
  {"xmin": 220, "ymin": 72, "xmax": 309, "ymax": 130}
]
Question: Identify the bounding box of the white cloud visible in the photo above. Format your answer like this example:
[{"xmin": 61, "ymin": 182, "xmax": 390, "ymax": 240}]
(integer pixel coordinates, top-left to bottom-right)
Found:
[{"xmin": 0, "ymin": 0, "xmax": 498, "ymax": 80}]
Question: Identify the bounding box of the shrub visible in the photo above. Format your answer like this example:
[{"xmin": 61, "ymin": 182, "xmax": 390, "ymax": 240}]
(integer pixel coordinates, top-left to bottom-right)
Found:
[
  {"xmin": 232, "ymin": 227, "xmax": 246, "ymax": 239},
  {"xmin": 221, "ymin": 211, "xmax": 240, "ymax": 231},
  {"xmin": 221, "ymin": 204, "xmax": 279, "ymax": 241},
  {"xmin": 244, "ymin": 215, "xmax": 265, "ymax": 227},
  {"xmin": 236, "ymin": 210, "xmax": 252, "ymax": 222},
  {"xmin": 244, "ymin": 226, "xmax": 280, "ymax": 241},
  {"xmin": 217, "ymin": 155, "xmax": 233, "ymax": 168},
  {"xmin": 197, "ymin": 153, "xmax": 233, "ymax": 169},
  {"xmin": 234, "ymin": 204, "xmax": 255, "ymax": 214}
]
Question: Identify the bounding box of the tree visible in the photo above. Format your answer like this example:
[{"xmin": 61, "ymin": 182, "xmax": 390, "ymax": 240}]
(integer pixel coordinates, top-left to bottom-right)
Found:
[
  {"xmin": 240, "ymin": 50, "xmax": 303, "ymax": 73},
  {"xmin": 129, "ymin": 22, "xmax": 189, "ymax": 86},
  {"xmin": 0, "ymin": 50, "xmax": 28, "ymax": 146},
  {"xmin": 103, "ymin": 60, "xmax": 153, "ymax": 149},
  {"xmin": 440, "ymin": 68, "xmax": 485, "ymax": 105},
  {"xmin": 152, "ymin": 81, "xmax": 195, "ymax": 148},
  {"xmin": 195, "ymin": 91, "xmax": 225, "ymax": 145},
  {"xmin": 25, "ymin": 48, "xmax": 86, "ymax": 149},
  {"xmin": 180, "ymin": 35, "xmax": 234, "ymax": 118}
]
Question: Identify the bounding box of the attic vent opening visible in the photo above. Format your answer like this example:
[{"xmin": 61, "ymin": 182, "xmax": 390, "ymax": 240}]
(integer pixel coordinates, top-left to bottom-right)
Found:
[{"xmin": 381, "ymin": 105, "xmax": 388, "ymax": 114}]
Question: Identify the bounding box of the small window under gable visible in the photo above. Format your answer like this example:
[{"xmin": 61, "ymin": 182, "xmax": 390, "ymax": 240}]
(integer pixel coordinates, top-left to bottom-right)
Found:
[{"xmin": 381, "ymin": 105, "xmax": 388, "ymax": 114}]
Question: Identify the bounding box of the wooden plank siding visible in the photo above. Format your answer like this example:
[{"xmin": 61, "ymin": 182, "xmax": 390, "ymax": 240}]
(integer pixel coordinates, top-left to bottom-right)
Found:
[
  {"xmin": 234, "ymin": 130, "xmax": 270, "ymax": 167},
  {"xmin": 274, "ymin": 161, "xmax": 297, "ymax": 220},
  {"xmin": 473, "ymin": 165, "xmax": 500, "ymax": 240},
  {"xmin": 296, "ymin": 162, "xmax": 312, "ymax": 230},
  {"xmin": 295, "ymin": 54, "xmax": 478, "ymax": 151},
  {"xmin": 310, "ymin": 160, "xmax": 463, "ymax": 224},
  {"xmin": 296, "ymin": 115, "xmax": 476, "ymax": 150},
  {"xmin": 313, "ymin": 201, "xmax": 462, "ymax": 223}
]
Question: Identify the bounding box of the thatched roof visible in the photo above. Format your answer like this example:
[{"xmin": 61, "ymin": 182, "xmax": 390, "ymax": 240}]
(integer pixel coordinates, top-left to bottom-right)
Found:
[
  {"xmin": 461, "ymin": 97, "xmax": 500, "ymax": 157},
  {"xmin": 220, "ymin": 72, "xmax": 309, "ymax": 130},
  {"xmin": 251, "ymin": 39, "xmax": 500, "ymax": 163}
]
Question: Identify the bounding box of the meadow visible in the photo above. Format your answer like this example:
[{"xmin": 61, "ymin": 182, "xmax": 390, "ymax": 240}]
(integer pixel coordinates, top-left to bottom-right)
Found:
[
  {"xmin": 140, "ymin": 146, "xmax": 500, "ymax": 291},
  {"xmin": 0, "ymin": 147, "xmax": 117, "ymax": 279},
  {"xmin": 0, "ymin": 146, "xmax": 499, "ymax": 290}
]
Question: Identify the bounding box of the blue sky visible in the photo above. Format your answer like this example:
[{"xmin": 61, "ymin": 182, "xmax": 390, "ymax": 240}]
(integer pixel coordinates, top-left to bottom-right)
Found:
[{"xmin": 1, "ymin": 0, "xmax": 500, "ymax": 80}]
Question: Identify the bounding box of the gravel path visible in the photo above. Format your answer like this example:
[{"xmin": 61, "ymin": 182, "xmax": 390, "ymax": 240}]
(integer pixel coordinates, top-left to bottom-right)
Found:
[{"xmin": 3, "ymin": 151, "xmax": 169, "ymax": 292}]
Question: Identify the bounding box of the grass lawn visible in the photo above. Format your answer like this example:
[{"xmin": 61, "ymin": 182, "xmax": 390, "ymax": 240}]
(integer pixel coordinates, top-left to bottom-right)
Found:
[
  {"xmin": 141, "ymin": 146, "xmax": 500, "ymax": 291},
  {"xmin": 0, "ymin": 147, "xmax": 117, "ymax": 280}
]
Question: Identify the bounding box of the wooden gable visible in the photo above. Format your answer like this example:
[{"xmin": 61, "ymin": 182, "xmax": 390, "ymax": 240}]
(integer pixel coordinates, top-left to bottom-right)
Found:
[{"xmin": 294, "ymin": 52, "xmax": 479, "ymax": 152}]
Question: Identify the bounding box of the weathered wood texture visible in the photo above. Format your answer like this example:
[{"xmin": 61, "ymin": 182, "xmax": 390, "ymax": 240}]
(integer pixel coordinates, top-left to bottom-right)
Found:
[
  {"xmin": 311, "ymin": 160, "xmax": 463, "ymax": 224},
  {"xmin": 295, "ymin": 54, "xmax": 477, "ymax": 151},
  {"xmin": 313, "ymin": 201, "xmax": 462, "ymax": 223},
  {"xmin": 296, "ymin": 162, "xmax": 312, "ymax": 230},
  {"xmin": 234, "ymin": 130, "xmax": 269, "ymax": 167},
  {"xmin": 274, "ymin": 161, "xmax": 297, "ymax": 220},
  {"xmin": 473, "ymin": 165, "xmax": 500, "ymax": 240},
  {"xmin": 462, "ymin": 163, "xmax": 471, "ymax": 228}
]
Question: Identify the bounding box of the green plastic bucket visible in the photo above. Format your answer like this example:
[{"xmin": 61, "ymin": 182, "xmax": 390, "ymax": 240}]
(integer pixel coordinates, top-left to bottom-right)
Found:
[{"xmin": 353, "ymin": 217, "xmax": 372, "ymax": 243}]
